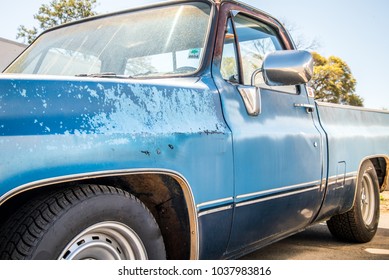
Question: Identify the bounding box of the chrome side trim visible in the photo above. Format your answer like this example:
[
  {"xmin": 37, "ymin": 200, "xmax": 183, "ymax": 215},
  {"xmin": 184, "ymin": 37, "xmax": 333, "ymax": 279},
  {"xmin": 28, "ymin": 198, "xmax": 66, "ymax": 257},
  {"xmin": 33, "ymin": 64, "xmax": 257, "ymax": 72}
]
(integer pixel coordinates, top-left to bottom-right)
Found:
[
  {"xmin": 317, "ymin": 101, "xmax": 389, "ymax": 114},
  {"xmin": 236, "ymin": 180, "xmax": 321, "ymax": 201},
  {"xmin": 327, "ymin": 171, "xmax": 358, "ymax": 181},
  {"xmin": 198, "ymin": 205, "xmax": 233, "ymax": 217},
  {"xmin": 197, "ymin": 197, "xmax": 234, "ymax": 209},
  {"xmin": 236, "ymin": 185, "xmax": 320, "ymax": 208},
  {"xmin": 326, "ymin": 171, "xmax": 357, "ymax": 187},
  {"xmin": 0, "ymin": 168, "xmax": 199, "ymax": 260}
]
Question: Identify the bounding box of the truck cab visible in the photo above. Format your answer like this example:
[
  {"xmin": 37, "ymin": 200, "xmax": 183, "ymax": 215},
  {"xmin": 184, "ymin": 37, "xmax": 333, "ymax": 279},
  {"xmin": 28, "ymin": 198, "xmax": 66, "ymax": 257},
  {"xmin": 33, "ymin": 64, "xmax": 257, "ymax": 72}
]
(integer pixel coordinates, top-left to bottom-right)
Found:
[{"xmin": 0, "ymin": 0, "xmax": 386, "ymax": 260}]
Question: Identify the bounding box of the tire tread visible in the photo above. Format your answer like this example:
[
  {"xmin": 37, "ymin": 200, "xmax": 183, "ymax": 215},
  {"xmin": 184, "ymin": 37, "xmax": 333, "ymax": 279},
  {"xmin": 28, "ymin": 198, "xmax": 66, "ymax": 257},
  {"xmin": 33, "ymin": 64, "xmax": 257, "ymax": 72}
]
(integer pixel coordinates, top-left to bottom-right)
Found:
[
  {"xmin": 326, "ymin": 160, "xmax": 380, "ymax": 243},
  {"xmin": 0, "ymin": 185, "xmax": 159, "ymax": 260}
]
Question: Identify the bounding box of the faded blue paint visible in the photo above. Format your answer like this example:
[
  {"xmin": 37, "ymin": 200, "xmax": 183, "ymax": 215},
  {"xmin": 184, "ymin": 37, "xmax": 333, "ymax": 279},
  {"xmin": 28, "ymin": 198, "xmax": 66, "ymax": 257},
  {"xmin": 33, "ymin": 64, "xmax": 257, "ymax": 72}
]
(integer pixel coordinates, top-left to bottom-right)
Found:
[
  {"xmin": 1, "ymin": 0, "xmax": 389, "ymax": 260},
  {"xmin": 315, "ymin": 103, "xmax": 389, "ymax": 220},
  {"xmin": 213, "ymin": 69, "xmax": 326, "ymax": 253},
  {"xmin": 0, "ymin": 74, "xmax": 234, "ymax": 206},
  {"xmin": 317, "ymin": 103, "xmax": 389, "ymax": 174}
]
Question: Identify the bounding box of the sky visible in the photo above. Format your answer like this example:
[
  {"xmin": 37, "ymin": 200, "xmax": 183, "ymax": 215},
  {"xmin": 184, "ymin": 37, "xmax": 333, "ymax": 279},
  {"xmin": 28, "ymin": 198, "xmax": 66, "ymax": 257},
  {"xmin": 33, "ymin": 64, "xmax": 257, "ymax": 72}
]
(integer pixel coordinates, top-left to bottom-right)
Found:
[{"xmin": 1, "ymin": 0, "xmax": 388, "ymax": 109}]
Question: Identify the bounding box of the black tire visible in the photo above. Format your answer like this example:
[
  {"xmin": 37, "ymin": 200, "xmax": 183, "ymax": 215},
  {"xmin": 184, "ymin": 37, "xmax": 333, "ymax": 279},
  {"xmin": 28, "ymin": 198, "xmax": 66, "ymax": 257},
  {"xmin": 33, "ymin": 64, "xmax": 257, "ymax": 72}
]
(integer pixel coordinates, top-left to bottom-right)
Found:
[
  {"xmin": 327, "ymin": 160, "xmax": 380, "ymax": 243},
  {"xmin": 0, "ymin": 185, "xmax": 166, "ymax": 260}
]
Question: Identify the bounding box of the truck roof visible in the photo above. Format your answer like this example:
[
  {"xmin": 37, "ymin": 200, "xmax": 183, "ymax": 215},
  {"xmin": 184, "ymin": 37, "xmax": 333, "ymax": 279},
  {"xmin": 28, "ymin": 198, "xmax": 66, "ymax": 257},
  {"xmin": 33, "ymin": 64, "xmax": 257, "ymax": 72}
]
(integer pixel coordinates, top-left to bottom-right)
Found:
[{"xmin": 39, "ymin": 0, "xmax": 279, "ymax": 36}]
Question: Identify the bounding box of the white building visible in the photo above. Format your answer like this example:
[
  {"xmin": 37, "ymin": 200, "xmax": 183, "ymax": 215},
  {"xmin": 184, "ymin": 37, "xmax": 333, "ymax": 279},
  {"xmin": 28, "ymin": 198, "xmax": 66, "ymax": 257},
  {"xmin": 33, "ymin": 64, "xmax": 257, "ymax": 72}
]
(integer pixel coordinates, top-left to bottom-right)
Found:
[{"xmin": 0, "ymin": 37, "xmax": 27, "ymax": 71}]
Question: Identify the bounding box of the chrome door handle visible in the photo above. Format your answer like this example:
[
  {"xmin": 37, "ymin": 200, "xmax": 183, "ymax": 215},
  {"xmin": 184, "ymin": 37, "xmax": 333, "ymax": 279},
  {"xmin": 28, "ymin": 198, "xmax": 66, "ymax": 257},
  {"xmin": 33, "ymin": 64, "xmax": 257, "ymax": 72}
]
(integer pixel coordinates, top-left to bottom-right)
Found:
[{"xmin": 294, "ymin": 103, "xmax": 315, "ymax": 113}]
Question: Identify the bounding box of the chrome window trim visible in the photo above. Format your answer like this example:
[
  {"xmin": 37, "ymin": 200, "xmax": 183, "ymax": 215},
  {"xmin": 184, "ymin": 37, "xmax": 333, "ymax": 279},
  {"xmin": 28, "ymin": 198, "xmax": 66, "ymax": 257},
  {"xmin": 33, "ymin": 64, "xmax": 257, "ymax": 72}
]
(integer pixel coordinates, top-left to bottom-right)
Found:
[{"xmin": 0, "ymin": 168, "xmax": 199, "ymax": 260}]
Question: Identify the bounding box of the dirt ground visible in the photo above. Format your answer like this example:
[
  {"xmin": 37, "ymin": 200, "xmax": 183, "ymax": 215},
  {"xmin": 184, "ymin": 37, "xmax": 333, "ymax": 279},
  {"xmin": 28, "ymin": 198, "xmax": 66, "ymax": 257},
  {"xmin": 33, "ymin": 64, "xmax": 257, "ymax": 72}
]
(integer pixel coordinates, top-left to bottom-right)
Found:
[
  {"xmin": 242, "ymin": 190, "xmax": 389, "ymax": 260},
  {"xmin": 381, "ymin": 190, "xmax": 389, "ymax": 213}
]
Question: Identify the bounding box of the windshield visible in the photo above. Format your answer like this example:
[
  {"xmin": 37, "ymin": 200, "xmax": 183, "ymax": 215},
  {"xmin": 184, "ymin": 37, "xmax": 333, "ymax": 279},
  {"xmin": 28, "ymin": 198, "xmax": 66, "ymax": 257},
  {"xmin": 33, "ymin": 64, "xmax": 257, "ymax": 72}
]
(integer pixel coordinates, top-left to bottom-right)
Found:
[{"xmin": 5, "ymin": 2, "xmax": 211, "ymax": 78}]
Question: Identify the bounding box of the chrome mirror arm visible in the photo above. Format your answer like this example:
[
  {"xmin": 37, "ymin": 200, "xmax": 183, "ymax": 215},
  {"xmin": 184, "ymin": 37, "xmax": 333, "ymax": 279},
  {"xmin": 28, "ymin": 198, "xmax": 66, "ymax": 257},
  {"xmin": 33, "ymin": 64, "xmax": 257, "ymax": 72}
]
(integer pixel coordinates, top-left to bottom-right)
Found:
[{"xmin": 251, "ymin": 68, "xmax": 263, "ymax": 87}]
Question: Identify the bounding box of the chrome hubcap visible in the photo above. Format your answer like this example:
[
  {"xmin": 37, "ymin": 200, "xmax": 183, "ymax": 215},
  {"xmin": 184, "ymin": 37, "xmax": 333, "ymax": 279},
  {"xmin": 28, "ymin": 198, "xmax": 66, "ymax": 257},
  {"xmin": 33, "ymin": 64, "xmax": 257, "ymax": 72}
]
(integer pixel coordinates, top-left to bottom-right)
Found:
[{"xmin": 59, "ymin": 222, "xmax": 148, "ymax": 260}]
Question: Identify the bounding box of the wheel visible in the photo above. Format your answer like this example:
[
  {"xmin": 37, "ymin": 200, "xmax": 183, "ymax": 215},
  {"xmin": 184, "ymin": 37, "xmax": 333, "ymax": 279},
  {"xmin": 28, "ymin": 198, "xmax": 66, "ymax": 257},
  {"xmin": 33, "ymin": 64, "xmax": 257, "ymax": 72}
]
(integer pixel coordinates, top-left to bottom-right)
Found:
[
  {"xmin": 0, "ymin": 185, "xmax": 166, "ymax": 260},
  {"xmin": 327, "ymin": 160, "xmax": 380, "ymax": 243}
]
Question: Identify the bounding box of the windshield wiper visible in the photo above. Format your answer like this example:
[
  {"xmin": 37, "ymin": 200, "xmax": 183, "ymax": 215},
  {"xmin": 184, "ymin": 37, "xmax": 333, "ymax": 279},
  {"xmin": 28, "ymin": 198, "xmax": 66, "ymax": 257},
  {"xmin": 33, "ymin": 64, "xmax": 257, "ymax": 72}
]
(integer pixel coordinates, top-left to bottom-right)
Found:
[{"xmin": 75, "ymin": 72, "xmax": 130, "ymax": 79}]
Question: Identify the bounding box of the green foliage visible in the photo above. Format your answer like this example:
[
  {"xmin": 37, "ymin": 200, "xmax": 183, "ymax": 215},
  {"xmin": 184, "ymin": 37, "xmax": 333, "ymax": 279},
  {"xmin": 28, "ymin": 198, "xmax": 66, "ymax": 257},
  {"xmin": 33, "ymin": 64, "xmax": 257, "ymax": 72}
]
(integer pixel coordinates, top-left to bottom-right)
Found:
[
  {"xmin": 311, "ymin": 52, "xmax": 363, "ymax": 107},
  {"xmin": 17, "ymin": 0, "xmax": 98, "ymax": 44},
  {"xmin": 16, "ymin": 26, "xmax": 39, "ymax": 45},
  {"xmin": 221, "ymin": 57, "xmax": 237, "ymax": 81}
]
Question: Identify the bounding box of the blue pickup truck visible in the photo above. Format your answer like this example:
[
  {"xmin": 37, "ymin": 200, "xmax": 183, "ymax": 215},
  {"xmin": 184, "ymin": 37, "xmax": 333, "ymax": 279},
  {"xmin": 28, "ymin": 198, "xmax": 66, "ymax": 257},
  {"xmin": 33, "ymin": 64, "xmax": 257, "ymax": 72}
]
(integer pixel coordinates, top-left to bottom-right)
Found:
[{"xmin": 0, "ymin": 0, "xmax": 388, "ymax": 260}]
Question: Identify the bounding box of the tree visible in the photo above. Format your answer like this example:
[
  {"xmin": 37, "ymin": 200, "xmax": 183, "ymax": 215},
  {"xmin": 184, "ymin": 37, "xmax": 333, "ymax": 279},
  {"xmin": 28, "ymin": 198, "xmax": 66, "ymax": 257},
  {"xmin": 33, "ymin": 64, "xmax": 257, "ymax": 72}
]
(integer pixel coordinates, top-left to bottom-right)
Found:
[
  {"xmin": 281, "ymin": 19, "xmax": 320, "ymax": 51},
  {"xmin": 311, "ymin": 52, "xmax": 363, "ymax": 107},
  {"xmin": 17, "ymin": 0, "xmax": 98, "ymax": 44},
  {"xmin": 280, "ymin": 21, "xmax": 362, "ymax": 106}
]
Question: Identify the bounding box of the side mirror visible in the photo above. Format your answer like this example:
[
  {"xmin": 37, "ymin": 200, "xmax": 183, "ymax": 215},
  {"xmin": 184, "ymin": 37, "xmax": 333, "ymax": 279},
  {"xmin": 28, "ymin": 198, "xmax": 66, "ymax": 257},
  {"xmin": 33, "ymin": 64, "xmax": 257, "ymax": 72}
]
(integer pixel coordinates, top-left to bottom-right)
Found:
[{"xmin": 252, "ymin": 50, "xmax": 313, "ymax": 87}]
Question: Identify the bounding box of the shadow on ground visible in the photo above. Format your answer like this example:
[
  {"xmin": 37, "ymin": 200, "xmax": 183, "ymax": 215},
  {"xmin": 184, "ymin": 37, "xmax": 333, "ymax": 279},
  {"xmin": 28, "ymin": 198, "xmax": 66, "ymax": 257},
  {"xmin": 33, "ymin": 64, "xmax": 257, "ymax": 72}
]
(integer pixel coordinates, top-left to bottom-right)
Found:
[{"xmin": 241, "ymin": 212, "xmax": 389, "ymax": 260}]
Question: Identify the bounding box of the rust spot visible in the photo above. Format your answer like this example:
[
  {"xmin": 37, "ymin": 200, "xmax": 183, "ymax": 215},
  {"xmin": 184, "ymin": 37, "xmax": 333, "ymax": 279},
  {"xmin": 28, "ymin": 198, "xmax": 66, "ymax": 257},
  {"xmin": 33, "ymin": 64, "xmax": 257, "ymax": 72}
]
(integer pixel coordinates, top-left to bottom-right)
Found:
[{"xmin": 203, "ymin": 130, "xmax": 224, "ymax": 135}]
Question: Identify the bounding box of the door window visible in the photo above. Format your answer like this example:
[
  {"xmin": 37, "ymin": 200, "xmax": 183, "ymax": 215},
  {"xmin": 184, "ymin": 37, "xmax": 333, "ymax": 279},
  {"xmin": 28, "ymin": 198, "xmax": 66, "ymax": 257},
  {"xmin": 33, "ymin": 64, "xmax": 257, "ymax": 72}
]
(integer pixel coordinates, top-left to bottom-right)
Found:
[
  {"xmin": 220, "ymin": 13, "xmax": 297, "ymax": 93},
  {"xmin": 233, "ymin": 14, "xmax": 282, "ymax": 86},
  {"xmin": 221, "ymin": 19, "xmax": 239, "ymax": 83}
]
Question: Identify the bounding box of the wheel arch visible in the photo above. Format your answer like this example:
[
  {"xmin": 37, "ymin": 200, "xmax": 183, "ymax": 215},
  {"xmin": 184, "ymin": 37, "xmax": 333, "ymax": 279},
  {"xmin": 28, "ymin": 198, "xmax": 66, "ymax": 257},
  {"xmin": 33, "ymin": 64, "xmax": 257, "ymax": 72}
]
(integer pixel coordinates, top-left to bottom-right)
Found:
[
  {"xmin": 348, "ymin": 156, "xmax": 388, "ymax": 211},
  {"xmin": 358, "ymin": 155, "xmax": 389, "ymax": 193},
  {"xmin": 0, "ymin": 169, "xmax": 198, "ymax": 260},
  {"xmin": 369, "ymin": 156, "xmax": 389, "ymax": 192},
  {"xmin": 327, "ymin": 159, "xmax": 380, "ymax": 242}
]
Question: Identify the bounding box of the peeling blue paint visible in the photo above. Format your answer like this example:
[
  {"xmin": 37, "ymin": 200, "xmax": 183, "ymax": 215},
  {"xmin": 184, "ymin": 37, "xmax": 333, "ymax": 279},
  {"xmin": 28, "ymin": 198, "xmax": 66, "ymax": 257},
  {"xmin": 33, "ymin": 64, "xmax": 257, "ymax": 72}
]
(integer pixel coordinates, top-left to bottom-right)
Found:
[
  {"xmin": 0, "ymin": 75, "xmax": 234, "ymax": 207},
  {"xmin": 0, "ymin": 75, "xmax": 226, "ymax": 137}
]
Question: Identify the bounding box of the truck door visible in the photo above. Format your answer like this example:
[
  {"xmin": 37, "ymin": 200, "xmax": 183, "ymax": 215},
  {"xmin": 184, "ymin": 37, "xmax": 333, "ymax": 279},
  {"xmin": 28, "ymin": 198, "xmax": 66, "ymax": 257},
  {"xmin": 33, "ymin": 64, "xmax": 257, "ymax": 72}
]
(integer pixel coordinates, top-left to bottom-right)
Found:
[{"xmin": 212, "ymin": 7, "xmax": 326, "ymax": 254}]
